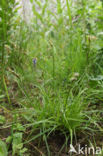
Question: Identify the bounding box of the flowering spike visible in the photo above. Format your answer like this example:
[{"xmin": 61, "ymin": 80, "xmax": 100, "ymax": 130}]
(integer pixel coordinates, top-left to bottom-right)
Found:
[{"xmin": 33, "ymin": 58, "xmax": 37, "ymax": 66}]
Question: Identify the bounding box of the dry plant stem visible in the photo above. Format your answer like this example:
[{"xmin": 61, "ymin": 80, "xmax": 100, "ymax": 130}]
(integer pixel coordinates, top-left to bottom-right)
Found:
[{"xmin": 28, "ymin": 142, "xmax": 45, "ymax": 156}]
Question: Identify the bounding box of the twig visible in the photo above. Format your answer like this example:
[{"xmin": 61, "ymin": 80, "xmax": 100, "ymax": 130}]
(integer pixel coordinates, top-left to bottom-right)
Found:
[{"xmin": 28, "ymin": 142, "xmax": 45, "ymax": 156}]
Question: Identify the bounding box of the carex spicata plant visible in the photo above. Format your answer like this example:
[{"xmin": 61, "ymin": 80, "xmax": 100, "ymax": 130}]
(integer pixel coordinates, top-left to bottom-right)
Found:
[{"xmin": 1, "ymin": 0, "xmax": 103, "ymax": 155}]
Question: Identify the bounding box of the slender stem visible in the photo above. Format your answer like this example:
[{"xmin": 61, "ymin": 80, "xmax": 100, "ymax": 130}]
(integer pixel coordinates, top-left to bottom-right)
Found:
[{"xmin": 3, "ymin": 75, "xmax": 11, "ymax": 104}]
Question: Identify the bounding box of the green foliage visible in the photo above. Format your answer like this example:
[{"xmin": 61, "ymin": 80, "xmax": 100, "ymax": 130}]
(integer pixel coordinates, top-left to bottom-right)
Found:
[
  {"xmin": 0, "ymin": 140, "xmax": 8, "ymax": 156},
  {"xmin": 0, "ymin": 0, "xmax": 17, "ymax": 64},
  {"xmin": 0, "ymin": 0, "xmax": 19, "ymax": 103},
  {"xmin": 1, "ymin": 0, "xmax": 103, "ymax": 155},
  {"xmin": 0, "ymin": 115, "xmax": 6, "ymax": 124},
  {"xmin": 12, "ymin": 132, "xmax": 27, "ymax": 156}
]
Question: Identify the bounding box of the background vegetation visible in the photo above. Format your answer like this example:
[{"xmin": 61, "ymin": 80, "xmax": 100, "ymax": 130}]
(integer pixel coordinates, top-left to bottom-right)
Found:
[{"xmin": 0, "ymin": 0, "xmax": 103, "ymax": 155}]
